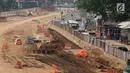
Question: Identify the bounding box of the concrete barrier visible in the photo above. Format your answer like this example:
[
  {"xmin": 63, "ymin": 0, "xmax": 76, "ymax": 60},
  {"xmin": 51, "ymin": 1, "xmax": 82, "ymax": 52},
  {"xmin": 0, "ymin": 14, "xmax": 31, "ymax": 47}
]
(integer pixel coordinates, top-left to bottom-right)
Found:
[
  {"xmin": 0, "ymin": 17, "xmax": 7, "ymax": 22},
  {"xmin": 0, "ymin": 8, "xmax": 43, "ymax": 17}
]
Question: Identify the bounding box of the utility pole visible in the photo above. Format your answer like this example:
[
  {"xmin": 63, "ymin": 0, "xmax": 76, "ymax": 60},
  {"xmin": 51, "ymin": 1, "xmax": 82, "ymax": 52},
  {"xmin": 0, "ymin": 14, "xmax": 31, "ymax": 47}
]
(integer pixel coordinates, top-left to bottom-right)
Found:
[
  {"xmin": 74, "ymin": 0, "xmax": 76, "ymax": 12},
  {"xmin": 61, "ymin": 11, "xmax": 63, "ymax": 20},
  {"xmin": 36, "ymin": 0, "xmax": 39, "ymax": 14},
  {"xmin": 97, "ymin": 18, "xmax": 103, "ymax": 39},
  {"xmin": 17, "ymin": 0, "xmax": 20, "ymax": 9}
]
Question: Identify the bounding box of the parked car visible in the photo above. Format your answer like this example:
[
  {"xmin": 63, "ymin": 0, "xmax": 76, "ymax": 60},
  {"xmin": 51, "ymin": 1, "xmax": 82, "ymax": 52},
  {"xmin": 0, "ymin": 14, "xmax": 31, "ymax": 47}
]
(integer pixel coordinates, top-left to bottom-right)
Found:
[
  {"xmin": 66, "ymin": 20, "xmax": 79, "ymax": 29},
  {"xmin": 76, "ymin": 16, "xmax": 81, "ymax": 21}
]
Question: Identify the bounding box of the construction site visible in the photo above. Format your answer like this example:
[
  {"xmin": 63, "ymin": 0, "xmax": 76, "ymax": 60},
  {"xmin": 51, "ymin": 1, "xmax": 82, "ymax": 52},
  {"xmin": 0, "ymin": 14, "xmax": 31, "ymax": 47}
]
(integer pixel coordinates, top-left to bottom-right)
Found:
[{"xmin": 0, "ymin": 7, "xmax": 127, "ymax": 73}]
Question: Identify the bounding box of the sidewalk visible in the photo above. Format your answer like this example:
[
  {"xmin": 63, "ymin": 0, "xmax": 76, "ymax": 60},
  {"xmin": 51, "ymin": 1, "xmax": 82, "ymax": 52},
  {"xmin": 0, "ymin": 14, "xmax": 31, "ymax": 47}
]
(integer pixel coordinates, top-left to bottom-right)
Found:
[{"xmin": 107, "ymin": 40, "xmax": 130, "ymax": 50}]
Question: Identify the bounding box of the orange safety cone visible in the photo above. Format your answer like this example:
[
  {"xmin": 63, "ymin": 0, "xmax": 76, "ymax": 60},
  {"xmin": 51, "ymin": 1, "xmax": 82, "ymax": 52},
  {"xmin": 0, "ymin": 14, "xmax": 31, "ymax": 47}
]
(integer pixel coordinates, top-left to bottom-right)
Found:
[
  {"xmin": 52, "ymin": 64, "xmax": 57, "ymax": 73},
  {"xmin": 76, "ymin": 49, "xmax": 88, "ymax": 58},
  {"xmin": 2, "ymin": 42, "xmax": 7, "ymax": 53}
]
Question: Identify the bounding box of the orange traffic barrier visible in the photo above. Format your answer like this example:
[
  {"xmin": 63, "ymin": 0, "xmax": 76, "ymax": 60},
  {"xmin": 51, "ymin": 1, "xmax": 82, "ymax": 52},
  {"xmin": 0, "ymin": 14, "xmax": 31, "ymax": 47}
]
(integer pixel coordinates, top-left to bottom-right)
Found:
[
  {"xmin": 107, "ymin": 68, "xmax": 117, "ymax": 73},
  {"xmin": 2, "ymin": 42, "xmax": 7, "ymax": 53},
  {"xmin": 49, "ymin": 34, "xmax": 54, "ymax": 41},
  {"xmin": 15, "ymin": 61, "xmax": 22, "ymax": 69},
  {"xmin": 37, "ymin": 25, "xmax": 48, "ymax": 35},
  {"xmin": 64, "ymin": 43, "xmax": 72, "ymax": 49},
  {"xmin": 76, "ymin": 49, "xmax": 88, "ymax": 57},
  {"xmin": 37, "ymin": 25, "xmax": 54, "ymax": 41},
  {"xmin": 52, "ymin": 64, "xmax": 57, "ymax": 73}
]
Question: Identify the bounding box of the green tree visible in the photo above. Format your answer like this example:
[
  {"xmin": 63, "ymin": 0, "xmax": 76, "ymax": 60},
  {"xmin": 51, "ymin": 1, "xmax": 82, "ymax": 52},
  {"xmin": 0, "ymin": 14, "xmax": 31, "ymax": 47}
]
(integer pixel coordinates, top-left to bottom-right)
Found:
[
  {"xmin": 76, "ymin": 0, "xmax": 128, "ymax": 21},
  {"xmin": 0, "ymin": 0, "xmax": 3, "ymax": 11},
  {"xmin": 0, "ymin": 0, "xmax": 16, "ymax": 11},
  {"xmin": 7, "ymin": 0, "xmax": 16, "ymax": 10}
]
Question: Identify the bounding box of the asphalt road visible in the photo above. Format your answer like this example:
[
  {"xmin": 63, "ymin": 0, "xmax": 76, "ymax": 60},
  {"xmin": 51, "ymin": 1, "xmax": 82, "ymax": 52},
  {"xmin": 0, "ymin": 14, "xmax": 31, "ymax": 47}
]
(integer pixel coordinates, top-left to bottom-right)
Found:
[{"xmin": 63, "ymin": 13, "xmax": 86, "ymax": 31}]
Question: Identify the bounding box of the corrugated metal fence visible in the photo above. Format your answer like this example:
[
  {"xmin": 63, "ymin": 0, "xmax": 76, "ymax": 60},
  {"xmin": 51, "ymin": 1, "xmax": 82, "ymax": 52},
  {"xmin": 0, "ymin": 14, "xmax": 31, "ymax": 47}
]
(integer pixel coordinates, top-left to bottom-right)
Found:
[{"xmin": 52, "ymin": 21, "xmax": 130, "ymax": 61}]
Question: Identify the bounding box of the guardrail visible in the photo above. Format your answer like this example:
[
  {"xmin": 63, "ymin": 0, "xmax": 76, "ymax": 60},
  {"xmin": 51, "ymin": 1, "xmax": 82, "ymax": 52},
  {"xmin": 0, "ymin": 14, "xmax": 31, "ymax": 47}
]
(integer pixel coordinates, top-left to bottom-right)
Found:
[{"xmin": 52, "ymin": 20, "xmax": 130, "ymax": 61}]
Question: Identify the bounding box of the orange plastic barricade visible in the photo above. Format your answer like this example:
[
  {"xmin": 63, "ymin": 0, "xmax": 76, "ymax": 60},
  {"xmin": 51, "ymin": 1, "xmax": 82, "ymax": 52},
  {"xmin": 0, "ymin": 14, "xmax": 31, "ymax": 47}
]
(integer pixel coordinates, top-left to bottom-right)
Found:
[
  {"xmin": 37, "ymin": 25, "xmax": 54, "ymax": 41},
  {"xmin": 107, "ymin": 69, "xmax": 117, "ymax": 73},
  {"xmin": 64, "ymin": 43, "xmax": 72, "ymax": 49},
  {"xmin": 49, "ymin": 34, "xmax": 54, "ymax": 41},
  {"xmin": 37, "ymin": 25, "xmax": 48, "ymax": 36},
  {"xmin": 76, "ymin": 50, "xmax": 88, "ymax": 57},
  {"xmin": 2, "ymin": 42, "xmax": 7, "ymax": 53},
  {"xmin": 52, "ymin": 64, "xmax": 57, "ymax": 73}
]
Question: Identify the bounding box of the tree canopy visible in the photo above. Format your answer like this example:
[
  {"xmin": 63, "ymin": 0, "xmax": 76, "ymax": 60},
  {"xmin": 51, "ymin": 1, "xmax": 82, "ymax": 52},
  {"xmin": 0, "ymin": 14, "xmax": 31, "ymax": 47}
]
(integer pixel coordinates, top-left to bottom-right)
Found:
[
  {"xmin": 76, "ymin": 0, "xmax": 129, "ymax": 21},
  {"xmin": 0, "ymin": 0, "xmax": 16, "ymax": 11}
]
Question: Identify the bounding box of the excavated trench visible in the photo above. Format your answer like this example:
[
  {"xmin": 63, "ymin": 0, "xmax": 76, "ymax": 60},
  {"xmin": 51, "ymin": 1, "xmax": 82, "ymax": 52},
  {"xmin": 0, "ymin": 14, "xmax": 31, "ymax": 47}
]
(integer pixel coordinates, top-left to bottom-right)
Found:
[
  {"xmin": 45, "ymin": 29, "xmax": 122, "ymax": 73},
  {"xmin": 32, "ymin": 28, "xmax": 81, "ymax": 54},
  {"xmin": 27, "ymin": 28, "xmax": 118, "ymax": 73},
  {"xmin": 33, "ymin": 29, "xmax": 96, "ymax": 73},
  {"xmin": 48, "ymin": 28, "xmax": 81, "ymax": 49},
  {"xmin": 25, "ymin": 28, "xmax": 122, "ymax": 73}
]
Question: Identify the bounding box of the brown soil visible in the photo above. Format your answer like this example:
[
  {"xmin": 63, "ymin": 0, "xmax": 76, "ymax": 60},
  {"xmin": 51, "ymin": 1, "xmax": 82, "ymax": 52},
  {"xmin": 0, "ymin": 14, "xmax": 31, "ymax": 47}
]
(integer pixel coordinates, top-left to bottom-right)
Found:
[{"xmin": 0, "ymin": 12, "xmax": 61, "ymax": 73}]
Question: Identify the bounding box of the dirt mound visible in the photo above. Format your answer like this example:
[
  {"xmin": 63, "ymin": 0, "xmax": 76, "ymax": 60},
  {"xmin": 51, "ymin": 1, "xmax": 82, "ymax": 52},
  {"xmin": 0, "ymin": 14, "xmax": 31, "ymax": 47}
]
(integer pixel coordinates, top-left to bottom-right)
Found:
[{"xmin": 36, "ymin": 51, "xmax": 95, "ymax": 73}]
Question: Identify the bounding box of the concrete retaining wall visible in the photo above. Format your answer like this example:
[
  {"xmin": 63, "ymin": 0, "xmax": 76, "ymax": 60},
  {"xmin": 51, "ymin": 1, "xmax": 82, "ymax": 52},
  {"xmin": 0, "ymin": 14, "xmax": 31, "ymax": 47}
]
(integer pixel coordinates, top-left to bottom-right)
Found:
[
  {"xmin": 50, "ymin": 25, "xmax": 96, "ymax": 50},
  {"xmin": 49, "ymin": 24, "xmax": 127, "ymax": 69}
]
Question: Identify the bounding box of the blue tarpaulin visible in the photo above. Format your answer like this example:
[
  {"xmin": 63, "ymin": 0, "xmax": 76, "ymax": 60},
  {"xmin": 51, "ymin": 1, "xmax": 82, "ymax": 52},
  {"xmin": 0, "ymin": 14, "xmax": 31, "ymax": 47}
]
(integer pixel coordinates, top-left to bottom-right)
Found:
[{"xmin": 27, "ymin": 37, "xmax": 36, "ymax": 44}]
